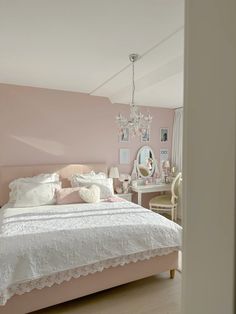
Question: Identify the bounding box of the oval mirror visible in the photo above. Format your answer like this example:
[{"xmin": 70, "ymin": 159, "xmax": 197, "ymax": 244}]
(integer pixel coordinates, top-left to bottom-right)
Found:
[{"xmin": 132, "ymin": 146, "xmax": 157, "ymax": 179}]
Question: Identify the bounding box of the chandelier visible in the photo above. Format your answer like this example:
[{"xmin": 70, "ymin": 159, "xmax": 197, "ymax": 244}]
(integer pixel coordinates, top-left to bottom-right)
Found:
[{"xmin": 116, "ymin": 53, "xmax": 152, "ymax": 137}]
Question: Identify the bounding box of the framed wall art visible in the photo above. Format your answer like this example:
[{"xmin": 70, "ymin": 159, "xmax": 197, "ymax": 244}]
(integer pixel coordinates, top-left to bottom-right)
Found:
[
  {"xmin": 119, "ymin": 148, "xmax": 130, "ymax": 164},
  {"xmin": 119, "ymin": 128, "xmax": 129, "ymax": 142},
  {"xmin": 141, "ymin": 128, "xmax": 150, "ymax": 143},
  {"xmin": 160, "ymin": 128, "xmax": 168, "ymax": 142}
]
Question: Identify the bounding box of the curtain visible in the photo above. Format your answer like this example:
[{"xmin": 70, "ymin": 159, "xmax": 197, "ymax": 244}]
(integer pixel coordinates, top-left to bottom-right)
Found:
[{"xmin": 172, "ymin": 108, "xmax": 183, "ymax": 172}]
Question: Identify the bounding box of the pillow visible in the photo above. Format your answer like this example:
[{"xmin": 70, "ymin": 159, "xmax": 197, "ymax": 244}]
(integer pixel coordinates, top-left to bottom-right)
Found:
[
  {"xmin": 9, "ymin": 173, "xmax": 60, "ymax": 187},
  {"xmin": 72, "ymin": 171, "xmax": 107, "ymax": 181},
  {"xmin": 13, "ymin": 181, "xmax": 61, "ymax": 207},
  {"xmin": 56, "ymin": 187, "xmax": 83, "ymax": 205},
  {"xmin": 79, "ymin": 185, "xmax": 100, "ymax": 203},
  {"xmin": 71, "ymin": 177, "xmax": 114, "ymax": 199},
  {"xmin": 9, "ymin": 173, "xmax": 60, "ymax": 203}
]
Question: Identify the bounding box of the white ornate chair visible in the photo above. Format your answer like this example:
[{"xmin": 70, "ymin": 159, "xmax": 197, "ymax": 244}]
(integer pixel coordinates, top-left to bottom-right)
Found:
[{"xmin": 149, "ymin": 172, "xmax": 182, "ymax": 221}]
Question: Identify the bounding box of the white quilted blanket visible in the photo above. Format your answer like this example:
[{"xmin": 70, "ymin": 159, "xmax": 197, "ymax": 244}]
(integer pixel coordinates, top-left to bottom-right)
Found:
[{"xmin": 0, "ymin": 201, "xmax": 182, "ymax": 305}]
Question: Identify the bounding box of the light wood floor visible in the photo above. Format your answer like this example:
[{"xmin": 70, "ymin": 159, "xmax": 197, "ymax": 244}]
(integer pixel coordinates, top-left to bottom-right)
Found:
[{"xmin": 33, "ymin": 271, "xmax": 181, "ymax": 314}]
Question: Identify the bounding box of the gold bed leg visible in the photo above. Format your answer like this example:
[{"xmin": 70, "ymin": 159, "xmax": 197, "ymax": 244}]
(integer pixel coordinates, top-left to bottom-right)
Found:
[{"xmin": 170, "ymin": 269, "xmax": 175, "ymax": 279}]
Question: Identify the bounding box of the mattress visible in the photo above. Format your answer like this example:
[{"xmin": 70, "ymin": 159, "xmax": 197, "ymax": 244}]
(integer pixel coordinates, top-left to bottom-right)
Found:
[{"xmin": 0, "ymin": 200, "xmax": 182, "ymax": 305}]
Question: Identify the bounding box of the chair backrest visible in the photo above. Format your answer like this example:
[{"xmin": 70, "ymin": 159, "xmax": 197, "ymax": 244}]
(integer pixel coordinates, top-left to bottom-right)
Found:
[{"xmin": 171, "ymin": 172, "xmax": 182, "ymax": 205}]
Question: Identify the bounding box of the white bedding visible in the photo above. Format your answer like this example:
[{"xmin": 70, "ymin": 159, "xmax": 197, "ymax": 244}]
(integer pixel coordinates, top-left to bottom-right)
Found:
[{"xmin": 0, "ymin": 201, "xmax": 182, "ymax": 305}]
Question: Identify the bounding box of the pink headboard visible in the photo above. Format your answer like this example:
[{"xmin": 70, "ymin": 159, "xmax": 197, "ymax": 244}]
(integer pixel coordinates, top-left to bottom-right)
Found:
[{"xmin": 0, "ymin": 163, "xmax": 107, "ymax": 206}]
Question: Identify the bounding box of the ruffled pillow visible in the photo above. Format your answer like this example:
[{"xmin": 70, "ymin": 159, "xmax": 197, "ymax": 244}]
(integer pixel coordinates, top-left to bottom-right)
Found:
[
  {"xmin": 9, "ymin": 173, "xmax": 60, "ymax": 203},
  {"xmin": 72, "ymin": 171, "xmax": 106, "ymax": 180},
  {"xmin": 13, "ymin": 181, "xmax": 61, "ymax": 207}
]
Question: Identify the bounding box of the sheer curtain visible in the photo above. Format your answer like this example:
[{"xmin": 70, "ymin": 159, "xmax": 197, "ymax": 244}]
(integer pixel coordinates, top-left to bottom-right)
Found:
[
  {"xmin": 172, "ymin": 108, "xmax": 183, "ymax": 172},
  {"xmin": 172, "ymin": 108, "xmax": 183, "ymax": 220}
]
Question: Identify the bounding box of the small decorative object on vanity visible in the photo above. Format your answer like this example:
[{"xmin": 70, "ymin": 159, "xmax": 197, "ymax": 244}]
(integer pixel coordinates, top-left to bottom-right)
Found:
[
  {"xmin": 132, "ymin": 180, "xmax": 138, "ymax": 188},
  {"xmin": 162, "ymin": 160, "xmax": 171, "ymax": 183},
  {"xmin": 171, "ymin": 165, "xmax": 177, "ymax": 177},
  {"xmin": 123, "ymin": 179, "xmax": 130, "ymax": 193},
  {"xmin": 119, "ymin": 174, "xmax": 131, "ymax": 194}
]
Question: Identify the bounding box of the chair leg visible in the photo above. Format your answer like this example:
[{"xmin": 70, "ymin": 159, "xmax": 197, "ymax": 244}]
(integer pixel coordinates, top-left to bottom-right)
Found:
[
  {"xmin": 171, "ymin": 208, "xmax": 174, "ymax": 221},
  {"xmin": 170, "ymin": 269, "xmax": 175, "ymax": 279},
  {"xmin": 175, "ymin": 205, "xmax": 178, "ymax": 221}
]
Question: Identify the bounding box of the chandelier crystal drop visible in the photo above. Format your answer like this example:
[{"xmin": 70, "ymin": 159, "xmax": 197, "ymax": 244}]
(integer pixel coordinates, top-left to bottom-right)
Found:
[{"xmin": 116, "ymin": 53, "xmax": 152, "ymax": 137}]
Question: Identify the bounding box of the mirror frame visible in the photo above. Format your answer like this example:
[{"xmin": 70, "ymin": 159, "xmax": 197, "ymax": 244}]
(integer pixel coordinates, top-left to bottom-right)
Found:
[{"xmin": 132, "ymin": 146, "xmax": 157, "ymax": 179}]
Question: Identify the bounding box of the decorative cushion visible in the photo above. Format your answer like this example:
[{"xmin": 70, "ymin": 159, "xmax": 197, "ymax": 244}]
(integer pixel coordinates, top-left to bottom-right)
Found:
[
  {"xmin": 56, "ymin": 187, "xmax": 83, "ymax": 205},
  {"xmin": 13, "ymin": 181, "xmax": 61, "ymax": 207},
  {"xmin": 9, "ymin": 173, "xmax": 60, "ymax": 203},
  {"xmin": 79, "ymin": 185, "xmax": 100, "ymax": 203},
  {"xmin": 71, "ymin": 177, "xmax": 114, "ymax": 199}
]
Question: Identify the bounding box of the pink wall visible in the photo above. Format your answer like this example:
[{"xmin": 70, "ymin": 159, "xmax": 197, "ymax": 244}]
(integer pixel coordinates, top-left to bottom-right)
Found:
[{"xmin": 0, "ymin": 83, "xmax": 174, "ymax": 184}]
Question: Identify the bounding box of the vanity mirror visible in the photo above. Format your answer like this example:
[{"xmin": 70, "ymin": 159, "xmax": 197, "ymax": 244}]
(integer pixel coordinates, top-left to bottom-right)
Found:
[{"xmin": 132, "ymin": 146, "xmax": 158, "ymax": 179}]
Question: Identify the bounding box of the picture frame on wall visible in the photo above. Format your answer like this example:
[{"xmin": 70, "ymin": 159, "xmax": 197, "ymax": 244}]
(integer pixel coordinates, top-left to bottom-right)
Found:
[
  {"xmin": 160, "ymin": 148, "xmax": 169, "ymax": 162},
  {"xmin": 119, "ymin": 148, "xmax": 130, "ymax": 164},
  {"xmin": 160, "ymin": 128, "xmax": 168, "ymax": 142},
  {"xmin": 141, "ymin": 128, "xmax": 150, "ymax": 143},
  {"xmin": 119, "ymin": 128, "xmax": 129, "ymax": 142}
]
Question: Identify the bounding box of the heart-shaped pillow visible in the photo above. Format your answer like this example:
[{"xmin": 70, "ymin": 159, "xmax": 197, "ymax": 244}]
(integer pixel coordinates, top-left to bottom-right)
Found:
[{"xmin": 79, "ymin": 185, "xmax": 100, "ymax": 203}]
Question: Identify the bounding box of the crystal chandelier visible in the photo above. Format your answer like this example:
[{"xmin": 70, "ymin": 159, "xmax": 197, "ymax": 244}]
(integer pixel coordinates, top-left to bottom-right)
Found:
[{"xmin": 116, "ymin": 53, "xmax": 152, "ymax": 137}]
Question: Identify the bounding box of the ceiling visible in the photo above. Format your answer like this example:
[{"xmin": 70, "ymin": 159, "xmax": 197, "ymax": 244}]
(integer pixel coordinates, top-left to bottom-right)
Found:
[{"xmin": 0, "ymin": 0, "xmax": 184, "ymax": 108}]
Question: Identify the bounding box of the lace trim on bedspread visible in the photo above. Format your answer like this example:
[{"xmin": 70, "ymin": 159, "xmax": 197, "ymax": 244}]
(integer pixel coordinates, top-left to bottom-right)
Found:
[{"xmin": 0, "ymin": 247, "xmax": 179, "ymax": 305}]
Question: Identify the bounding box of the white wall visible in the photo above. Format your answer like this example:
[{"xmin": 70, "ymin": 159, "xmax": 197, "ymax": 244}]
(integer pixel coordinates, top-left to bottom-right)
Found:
[{"xmin": 182, "ymin": 1, "xmax": 236, "ymax": 314}]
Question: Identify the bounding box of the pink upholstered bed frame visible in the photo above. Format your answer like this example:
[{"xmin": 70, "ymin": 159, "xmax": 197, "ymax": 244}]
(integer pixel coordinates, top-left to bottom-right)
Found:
[{"xmin": 0, "ymin": 164, "xmax": 178, "ymax": 314}]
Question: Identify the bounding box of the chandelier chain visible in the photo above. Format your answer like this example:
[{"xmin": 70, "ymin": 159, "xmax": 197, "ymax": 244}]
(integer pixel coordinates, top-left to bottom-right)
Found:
[{"xmin": 131, "ymin": 59, "xmax": 135, "ymax": 105}]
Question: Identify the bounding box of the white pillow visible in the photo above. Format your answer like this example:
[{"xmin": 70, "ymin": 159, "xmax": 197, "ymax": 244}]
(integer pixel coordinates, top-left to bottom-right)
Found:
[
  {"xmin": 13, "ymin": 181, "xmax": 61, "ymax": 207},
  {"xmin": 71, "ymin": 177, "xmax": 114, "ymax": 199},
  {"xmin": 72, "ymin": 171, "xmax": 107, "ymax": 180},
  {"xmin": 79, "ymin": 185, "xmax": 100, "ymax": 203},
  {"xmin": 9, "ymin": 173, "xmax": 60, "ymax": 203}
]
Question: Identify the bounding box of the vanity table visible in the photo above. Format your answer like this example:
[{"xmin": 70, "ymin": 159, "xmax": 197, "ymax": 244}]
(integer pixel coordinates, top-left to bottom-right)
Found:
[
  {"xmin": 132, "ymin": 183, "xmax": 171, "ymax": 205},
  {"xmin": 131, "ymin": 145, "xmax": 171, "ymax": 206}
]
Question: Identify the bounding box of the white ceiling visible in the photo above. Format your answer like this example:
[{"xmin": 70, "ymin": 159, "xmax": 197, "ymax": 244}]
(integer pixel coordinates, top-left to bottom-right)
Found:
[{"xmin": 0, "ymin": 0, "xmax": 184, "ymax": 108}]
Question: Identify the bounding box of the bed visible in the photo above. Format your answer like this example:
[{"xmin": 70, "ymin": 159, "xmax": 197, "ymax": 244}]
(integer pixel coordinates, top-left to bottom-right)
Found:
[{"xmin": 0, "ymin": 164, "xmax": 181, "ymax": 314}]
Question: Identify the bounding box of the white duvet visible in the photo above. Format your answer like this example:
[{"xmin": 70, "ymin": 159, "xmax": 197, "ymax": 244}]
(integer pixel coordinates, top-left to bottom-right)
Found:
[{"xmin": 0, "ymin": 201, "xmax": 182, "ymax": 305}]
